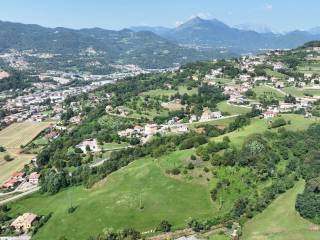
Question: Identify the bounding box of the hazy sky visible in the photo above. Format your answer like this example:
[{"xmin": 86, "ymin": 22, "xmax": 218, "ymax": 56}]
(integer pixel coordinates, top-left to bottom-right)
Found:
[{"xmin": 0, "ymin": 0, "xmax": 318, "ymax": 31}]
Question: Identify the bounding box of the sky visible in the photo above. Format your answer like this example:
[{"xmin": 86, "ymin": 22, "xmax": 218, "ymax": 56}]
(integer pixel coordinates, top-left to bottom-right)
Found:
[{"xmin": 0, "ymin": 0, "xmax": 318, "ymax": 32}]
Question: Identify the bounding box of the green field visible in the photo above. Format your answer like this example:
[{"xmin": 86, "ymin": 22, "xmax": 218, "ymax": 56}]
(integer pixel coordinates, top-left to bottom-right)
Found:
[
  {"xmin": 283, "ymin": 86, "xmax": 320, "ymax": 97},
  {"xmin": 9, "ymin": 151, "xmax": 219, "ymax": 240},
  {"xmin": 213, "ymin": 114, "xmax": 318, "ymax": 147},
  {"xmin": 217, "ymin": 101, "xmax": 251, "ymax": 115},
  {"xmin": 298, "ymin": 64, "xmax": 320, "ymax": 74},
  {"xmin": 265, "ymin": 69, "xmax": 287, "ymax": 79},
  {"xmin": 102, "ymin": 142, "xmax": 129, "ymax": 151},
  {"xmin": 141, "ymin": 86, "xmax": 197, "ymax": 97},
  {"xmin": 252, "ymin": 85, "xmax": 286, "ymax": 100},
  {"xmin": 242, "ymin": 181, "xmax": 320, "ymax": 240},
  {"xmin": 189, "ymin": 116, "xmax": 238, "ymax": 129}
]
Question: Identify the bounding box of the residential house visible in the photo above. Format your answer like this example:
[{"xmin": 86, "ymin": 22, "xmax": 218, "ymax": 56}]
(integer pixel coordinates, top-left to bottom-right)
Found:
[
  {"xmin": 263, "ymin": 110, "xmax": 278, "ymax": 119},
  {"xmin": 76, "ymin": 139, "xmax": 100, "ymax": 153},
  {"xmin": 11, "ymin": 213, "xmax": 38, "ymax": 233},
  {"xmin": 144, "ymin": 124, "xmax": 158, "ymax": 136},
  {"xmin": 28, "ymin": 172, "xmax": 40, "ymax": 185},
  {"xmin": 69, "ymin": 116, "xmax": 81, "ymax": 125}
]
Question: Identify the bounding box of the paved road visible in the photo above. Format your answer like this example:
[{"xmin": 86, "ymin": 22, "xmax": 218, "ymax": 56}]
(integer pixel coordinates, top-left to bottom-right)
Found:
[{"xmin": 0, "ymin": 187, "xmax": 39, "ymax": 205}]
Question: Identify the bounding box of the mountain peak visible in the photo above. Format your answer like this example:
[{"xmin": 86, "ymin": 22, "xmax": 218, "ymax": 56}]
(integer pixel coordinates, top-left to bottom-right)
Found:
[{"xmin": 177, "ymin": 17, "xmax": 229, "ymax": 30}]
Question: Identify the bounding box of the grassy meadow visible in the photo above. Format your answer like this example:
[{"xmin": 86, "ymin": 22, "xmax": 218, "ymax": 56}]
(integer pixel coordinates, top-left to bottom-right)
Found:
[
  {"xmin": 9, "ymin": 151, "xmax": 219, "ymax": 240},
  {"xmin": 283, "ymin": 86, "xmax": 320, "ymax": 97},
  {"xmin": 213, "ymin": 114, "xmax": 318, "ymax": 147},
  {"xmin": 217, "ymin": 101, "xmax": 251, "ymax": 115},
  {"xmin": 252, "ymin": 85, "xmax": 286, "ymax": 100},
  {"xmin": 242, "ymin": 180, "xmax": 320, "ymax": 240}
]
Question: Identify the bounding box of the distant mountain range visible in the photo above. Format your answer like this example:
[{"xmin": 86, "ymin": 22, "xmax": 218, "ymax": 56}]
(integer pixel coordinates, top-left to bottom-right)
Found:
[
  {"xmin": 0, "ymin": 18, "xmax": 320, "ymax": 69},
  {"xmin": 132, "ymin": 17, "xmax": 320, "ymax": 52}
]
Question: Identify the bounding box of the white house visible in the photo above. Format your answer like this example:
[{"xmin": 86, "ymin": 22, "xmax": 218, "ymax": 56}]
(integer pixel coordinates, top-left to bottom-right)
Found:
[{"xmin": 76, "ymin": 139, "xmax": 100, "ymax": 153}]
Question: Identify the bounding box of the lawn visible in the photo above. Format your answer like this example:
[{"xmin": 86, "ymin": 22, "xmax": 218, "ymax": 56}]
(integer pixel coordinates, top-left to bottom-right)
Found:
[
  {"xmin": 217, "ymin": 101, "xmax": 251, "ymax": 115},
  {"xmin": 242, "ymin": 180, "xmax": 320, "ymax": 240},
  {"xmin": 9, "ymin": 153, "xmax": 218, "ymax": 240},
  {"xmin": 252, "ymin": 85, "xmax": 286, "ymax": 100},
  {"xmin": 212, "ymin": 114, "xmax": 318, "ymax": 147}
]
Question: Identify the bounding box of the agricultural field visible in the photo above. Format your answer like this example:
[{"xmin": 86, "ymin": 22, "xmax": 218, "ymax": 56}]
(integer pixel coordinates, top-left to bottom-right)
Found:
[
  {"xmin": 0, "ymin": 121, "xmax": 52, "ymax": 184},
  {"xmin": 217, "ymin": 101, "xmax": 251, "ymax": 115},
  {"xmin": 252, "ymin": 85, "xmax": 286, "ymax": 100},
  {"xmin": 0, "ymin": 121, "xmax": 52, "ymax": 149},
  {"xmin": 242, "ymin": 181, "xmax": 320, "ymax": 240}
]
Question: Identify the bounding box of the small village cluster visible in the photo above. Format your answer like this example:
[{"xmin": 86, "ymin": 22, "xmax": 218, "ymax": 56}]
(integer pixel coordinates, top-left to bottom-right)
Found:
[{"xmin": 1, "ymin": 170, "xmax": 40, "ymax": 190}]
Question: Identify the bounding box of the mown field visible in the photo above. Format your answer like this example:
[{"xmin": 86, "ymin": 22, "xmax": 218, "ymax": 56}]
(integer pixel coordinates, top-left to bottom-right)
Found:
[
  {"xmin": 0, "ymin": 121, "xmax": 52, "ymax": 149},
  {"xmin": 217, "ymin": 101, "xmax": 251, "ymax": 115},
  {"xmin": 0, "ymin": 121, "xmax": 52, "ymax": 184},
  {"xmin": 242, "ymin": 180, "xmax": 320, "ymax": 240}
]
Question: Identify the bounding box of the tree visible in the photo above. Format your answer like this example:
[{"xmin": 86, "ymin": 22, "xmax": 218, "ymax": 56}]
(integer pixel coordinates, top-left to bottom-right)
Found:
[
  {"xmin": 0, "ymin": 146, "xmax": 5, "ymax": 152},
  {"xmin": 3, "ymin": 154, "xmax": 13, "ymax": 162}
]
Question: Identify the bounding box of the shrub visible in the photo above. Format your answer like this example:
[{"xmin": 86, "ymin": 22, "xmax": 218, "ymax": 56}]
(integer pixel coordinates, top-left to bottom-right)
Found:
[{"xmin": 156, "ymin": 220, "xmax": 172, "ymax": 232}]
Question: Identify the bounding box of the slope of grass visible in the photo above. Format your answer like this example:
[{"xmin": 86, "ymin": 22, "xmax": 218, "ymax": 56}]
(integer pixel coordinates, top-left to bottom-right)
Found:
[
  {"xmin": 283, "ymin": 86, "xmax": 320, "ymax": 97},
  {"xmin": 141, "ymin": 86, "xmax": 197, "ymax": 97},
  {"xmin": 242, "ymin": 180, "xmax": 320, "ymax": 240},
  {"xmin": 213, "ymin": 114, "xmax": 318, "ymax": 147},
  {"xmin": 217, "ymin": 101, "xmax": 251, "ymax": 115},
  {"xmin": 9, "ymin": 153, "xmax": 218, "ymax": 240},
  {"xmin": 252, "ymin": 85, "xmax": 286, "ymax": 100},
  {"xmin": 265, "ymin": 69, "xmax": 287, "ymax": 79}
]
